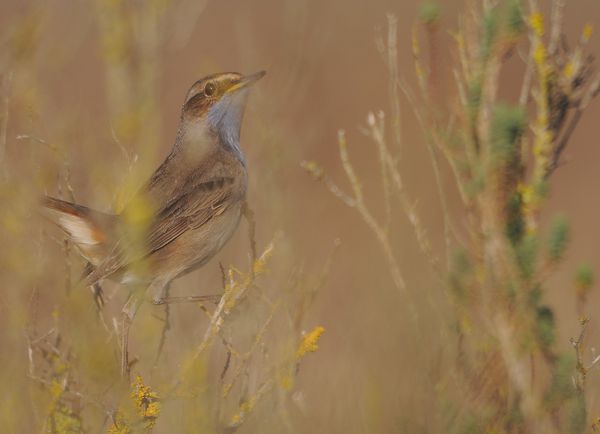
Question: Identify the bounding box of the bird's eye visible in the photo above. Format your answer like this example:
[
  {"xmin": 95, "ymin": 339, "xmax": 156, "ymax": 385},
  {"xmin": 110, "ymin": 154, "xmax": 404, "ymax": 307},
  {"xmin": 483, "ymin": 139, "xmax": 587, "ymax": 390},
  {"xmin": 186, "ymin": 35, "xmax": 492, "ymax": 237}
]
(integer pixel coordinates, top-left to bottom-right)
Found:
[{"xmin": 204, "ymin": 82, "xmax": 216, "ymax": 97}]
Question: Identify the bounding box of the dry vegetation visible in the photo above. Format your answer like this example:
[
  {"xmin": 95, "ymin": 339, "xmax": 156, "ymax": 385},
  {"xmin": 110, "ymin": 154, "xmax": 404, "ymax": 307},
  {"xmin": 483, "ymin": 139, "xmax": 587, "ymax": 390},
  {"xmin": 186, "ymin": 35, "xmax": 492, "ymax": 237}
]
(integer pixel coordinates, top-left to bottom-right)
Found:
[
  {"xmin": 305, "ymin": 0, "xmax": 600, "ymax": 432},
  {"xmin": 1, "ymin": 0, "xmax": 600, "ymax": 433}
]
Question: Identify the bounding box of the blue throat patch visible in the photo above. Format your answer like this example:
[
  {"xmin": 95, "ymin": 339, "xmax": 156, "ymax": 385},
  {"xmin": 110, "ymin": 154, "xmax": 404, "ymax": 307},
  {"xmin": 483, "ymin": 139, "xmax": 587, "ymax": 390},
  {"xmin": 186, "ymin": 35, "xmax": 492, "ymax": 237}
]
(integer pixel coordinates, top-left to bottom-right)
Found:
[{"xmin": 207, "ymin": 91, "xmax": 248, "ymax": 165}]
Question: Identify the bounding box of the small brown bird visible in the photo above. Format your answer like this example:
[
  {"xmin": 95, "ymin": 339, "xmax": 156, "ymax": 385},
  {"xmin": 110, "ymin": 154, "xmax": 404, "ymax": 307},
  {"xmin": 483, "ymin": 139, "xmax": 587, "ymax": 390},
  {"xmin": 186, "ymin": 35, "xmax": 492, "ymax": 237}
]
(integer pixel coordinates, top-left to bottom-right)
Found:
[{"xmin": 42, "ymin": 71, "xmax": 265, "ymax": 375}]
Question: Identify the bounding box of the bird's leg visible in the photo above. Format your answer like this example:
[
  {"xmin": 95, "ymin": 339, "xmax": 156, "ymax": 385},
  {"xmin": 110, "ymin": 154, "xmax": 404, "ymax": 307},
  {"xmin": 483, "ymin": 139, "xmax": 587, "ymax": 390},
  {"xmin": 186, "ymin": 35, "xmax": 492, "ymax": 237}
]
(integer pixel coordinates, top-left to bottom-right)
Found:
[
  {"xmin": 91, "ymin": 282, "xmax": 105, "ymax": 310},
  {"xmin": 121, "ymin": 313, "xmax": 131, "ymax": 378},
  {"xmin": 82, "ymin": 262, "xmax": 104, "ymax": 312},
  {"xmin": 120, "ymin": 290, "xmax": 143, "ymax": 378}
]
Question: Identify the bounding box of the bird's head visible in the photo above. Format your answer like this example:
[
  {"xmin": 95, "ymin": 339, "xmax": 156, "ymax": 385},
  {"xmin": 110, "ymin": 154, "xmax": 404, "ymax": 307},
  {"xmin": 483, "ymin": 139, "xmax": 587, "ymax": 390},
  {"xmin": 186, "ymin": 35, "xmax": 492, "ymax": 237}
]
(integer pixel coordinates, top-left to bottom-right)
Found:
[{"xmin": 181, "ymin": 71, "xmax": 265, "ymax": 144}]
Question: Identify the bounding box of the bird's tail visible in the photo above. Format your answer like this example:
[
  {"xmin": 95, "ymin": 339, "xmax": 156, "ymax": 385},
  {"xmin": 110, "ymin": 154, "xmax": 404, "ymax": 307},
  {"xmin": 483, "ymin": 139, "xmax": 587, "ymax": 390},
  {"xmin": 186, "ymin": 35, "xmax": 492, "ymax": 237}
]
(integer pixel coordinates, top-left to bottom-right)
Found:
[
  {"xmin": 41, "ymin": 196, "xmax": 111, "ymax": 248},
  {"xmin": 42, "ymin": 197, "xmax": 111, "ymax": 310}
]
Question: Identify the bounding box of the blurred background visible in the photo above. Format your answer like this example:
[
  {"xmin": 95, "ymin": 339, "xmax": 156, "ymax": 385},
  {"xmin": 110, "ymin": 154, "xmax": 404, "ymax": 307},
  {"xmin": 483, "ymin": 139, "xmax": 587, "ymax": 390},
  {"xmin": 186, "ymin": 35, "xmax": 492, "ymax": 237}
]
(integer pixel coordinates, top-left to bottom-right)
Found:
[{"xmin": 2, "ymin": 0, "xmax": 600, "ymax": 432}]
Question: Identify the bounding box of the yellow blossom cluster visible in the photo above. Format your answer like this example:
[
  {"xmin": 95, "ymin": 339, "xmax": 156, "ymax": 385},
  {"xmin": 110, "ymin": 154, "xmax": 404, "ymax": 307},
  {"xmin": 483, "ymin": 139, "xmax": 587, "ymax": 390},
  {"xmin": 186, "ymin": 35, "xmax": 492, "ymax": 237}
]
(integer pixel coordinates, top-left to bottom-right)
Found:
[
  {"xmin": 131, "ymin": 375, "xmax": 161, "ymax": 429},
  {"xmin": 296, "ymin": 326, "xmax": 326, "ymax": 359}
]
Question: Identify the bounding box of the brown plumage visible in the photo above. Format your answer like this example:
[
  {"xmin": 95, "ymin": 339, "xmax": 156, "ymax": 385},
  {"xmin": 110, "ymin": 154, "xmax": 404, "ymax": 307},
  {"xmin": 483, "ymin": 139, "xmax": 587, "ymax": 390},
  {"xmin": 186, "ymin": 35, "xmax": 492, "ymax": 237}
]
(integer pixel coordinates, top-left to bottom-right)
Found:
[{"xmin": 42, "ymin": 71, "xmax": 265, "ymax": 375}]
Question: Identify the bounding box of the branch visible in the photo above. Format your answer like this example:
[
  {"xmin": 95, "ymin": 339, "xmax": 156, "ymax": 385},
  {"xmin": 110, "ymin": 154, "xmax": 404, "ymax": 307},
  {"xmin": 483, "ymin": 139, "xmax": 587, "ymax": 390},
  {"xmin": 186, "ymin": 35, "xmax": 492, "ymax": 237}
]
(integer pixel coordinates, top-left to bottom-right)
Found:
[{"xmin": 0, "ymin": 72, "xmax": 12, "ymax": 180}]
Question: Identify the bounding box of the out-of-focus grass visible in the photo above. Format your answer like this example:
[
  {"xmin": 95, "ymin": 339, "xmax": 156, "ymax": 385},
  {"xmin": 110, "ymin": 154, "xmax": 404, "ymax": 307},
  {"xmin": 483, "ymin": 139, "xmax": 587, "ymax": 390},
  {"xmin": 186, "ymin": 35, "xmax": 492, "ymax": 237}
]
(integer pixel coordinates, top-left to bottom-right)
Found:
[{"xmin": 305, "ymin": 1, "xmax": 600, "ymax": 433}]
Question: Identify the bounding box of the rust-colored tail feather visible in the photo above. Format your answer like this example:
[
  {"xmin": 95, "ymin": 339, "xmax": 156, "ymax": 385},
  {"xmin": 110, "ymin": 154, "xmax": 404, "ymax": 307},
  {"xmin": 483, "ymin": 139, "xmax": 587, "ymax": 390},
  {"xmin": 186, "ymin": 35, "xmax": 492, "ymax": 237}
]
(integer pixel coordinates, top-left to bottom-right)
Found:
[{"xmin": 41, "ymin": 196, "xmax": 109, "ymax": 247}]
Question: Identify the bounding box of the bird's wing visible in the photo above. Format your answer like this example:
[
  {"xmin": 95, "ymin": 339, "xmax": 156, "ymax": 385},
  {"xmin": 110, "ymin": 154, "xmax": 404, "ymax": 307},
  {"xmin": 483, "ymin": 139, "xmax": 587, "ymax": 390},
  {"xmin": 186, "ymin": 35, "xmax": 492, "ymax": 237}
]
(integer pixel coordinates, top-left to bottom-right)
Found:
[
  {"xmin": 84, "ymin": 164, "xmax": 242, "ymax": 285},
  {"xmin": 145, "ymin": 176, "xmax": 236, "ymax": 255}
]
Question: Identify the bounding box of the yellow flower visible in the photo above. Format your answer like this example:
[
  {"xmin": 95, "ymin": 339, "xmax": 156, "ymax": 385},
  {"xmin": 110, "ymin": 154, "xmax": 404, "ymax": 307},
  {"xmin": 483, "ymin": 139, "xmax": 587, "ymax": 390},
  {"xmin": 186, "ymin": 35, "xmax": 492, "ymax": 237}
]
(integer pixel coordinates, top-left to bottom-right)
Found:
[
  {"xmin": 279, "ymin": 373, "xmax": 294, "ymax": 391},
  {"xmin": 107, "ymin": 413, "xmax": 131, "ymax": 434},
  {"xmin": 145, "ymin": 402, "xmax": 161, "ymax": 419},
  {"xmin": 415, "ymin": 64, "xmax": 424, "ymax": 80},
  {"xmin": 517, "ymin": 183, "xmax": 534, "ymax": 205},
  {"xmin": 296, "ymin": 326, "xmax": 326, "ymax": 359},
  {"xmin": 533, "ymin": 43, "xmax": 546, "ymax": 68},
  {"xmin": 563, "ymin": 62, "xmax": 574, "ymax": 79},
  {"xmin": 229, "ymin": 397, "xmax": 257, "ymax": 426},
  {"xmin": 529, "ymin": 12, "xmax": 544, "ymax": 37},
  {"xmin": 411, "ymin": 25, "xmax": 420, "ymax": 57},
  {"xmin": 252, "ymin": 242, "xmax": 274, "ymax": 275},
  {"xmin": 49, "ymin": 379, "xmax": 63, "ymax": 402},
  {"xmin": 131, "ymin": 376, "xmax": 160, "ymax": 428},
  {"xmin": 583, "ymin": 23, "xmax": 594, "ymax": 41},
  {"xmin": 302, "ymin": 160, "xmax": 324, "ymax": 179}
]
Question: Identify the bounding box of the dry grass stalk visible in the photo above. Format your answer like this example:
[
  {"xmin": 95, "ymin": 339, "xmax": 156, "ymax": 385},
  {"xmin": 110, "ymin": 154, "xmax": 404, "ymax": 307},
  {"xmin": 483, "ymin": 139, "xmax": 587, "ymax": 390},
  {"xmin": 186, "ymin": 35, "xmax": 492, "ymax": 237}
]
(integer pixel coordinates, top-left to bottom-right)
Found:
[{"xmin": 306, "ymin": 1, "xmax": 600, "ymax": 432}]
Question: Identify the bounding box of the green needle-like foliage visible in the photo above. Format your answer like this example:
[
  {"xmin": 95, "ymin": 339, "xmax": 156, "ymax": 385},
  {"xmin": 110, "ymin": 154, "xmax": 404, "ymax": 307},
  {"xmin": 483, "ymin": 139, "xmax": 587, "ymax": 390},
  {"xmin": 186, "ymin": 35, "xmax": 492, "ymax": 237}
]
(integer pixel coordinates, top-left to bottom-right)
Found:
[
  {"xmin": 419, "ymin": 2, "xmax": 441, "ymax": 26},
  {"xmin": 536, "ymin": 305, "xmax": 556, "ymax": 349},
  {"xmin": 575, "ymin": 264, "xmax": 594, "ymax": 291},
  {"xmin": 548, "ymin": 216, "xmax": 570, "ymax": 262},
  {"xmin": 491, "ymin": 103, "xmax": 527, "ymax": 165},
  {"xmin": 505, "ymin": 0, "xmax": 525, "ymax": 35},
  {"xmin": 481, "ymin": 9, "xmax": 499, "ymax": 61}
]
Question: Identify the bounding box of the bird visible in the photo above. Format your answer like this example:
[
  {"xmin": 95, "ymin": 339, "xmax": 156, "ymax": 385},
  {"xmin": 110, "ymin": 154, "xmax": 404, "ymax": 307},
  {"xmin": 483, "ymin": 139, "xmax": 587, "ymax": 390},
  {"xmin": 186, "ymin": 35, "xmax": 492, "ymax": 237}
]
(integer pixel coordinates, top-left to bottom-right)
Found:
[{"xmin": 41, "ymin": 71, "xmax": 265, "ymax": 375}]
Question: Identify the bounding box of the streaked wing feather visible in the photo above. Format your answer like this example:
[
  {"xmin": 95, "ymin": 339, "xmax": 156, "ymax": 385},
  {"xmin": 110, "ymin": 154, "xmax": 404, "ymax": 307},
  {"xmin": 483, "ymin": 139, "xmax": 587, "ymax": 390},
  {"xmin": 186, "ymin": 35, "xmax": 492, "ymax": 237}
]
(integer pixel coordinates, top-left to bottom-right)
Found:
[
  {"xmin": 145, "ymin": 180, "xmax": 232, "ymax": 255},
  {"xmin": 84, "ymin": 176, "xmax": 235, "ymax": 285}
]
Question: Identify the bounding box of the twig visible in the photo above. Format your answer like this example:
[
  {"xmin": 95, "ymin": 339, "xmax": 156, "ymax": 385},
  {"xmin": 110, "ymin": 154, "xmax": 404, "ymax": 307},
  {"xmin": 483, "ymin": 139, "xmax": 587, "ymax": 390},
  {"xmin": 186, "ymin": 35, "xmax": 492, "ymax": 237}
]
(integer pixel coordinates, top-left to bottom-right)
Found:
[
  {"xmin": 243, "ymin": 201, "xmax": 257, "ymax": 272},
  {"xmin": 300, "ymin": 160, "xmax": 356, "ymax": 207},
  {"xmin": 373, "ymin": 114, "xmax": 392, "ymax": 232},
  {"xmin": 220, "ymin": 350, "xmax": 232, "ymax": 382},
  {"xmin": 368, "ymin": 112, "xmax": 445, "ymax": 277},
  {"xmin": 544, "ymin": 73, "xmax": 600, "ymax": 178},
  {"xmin": 385, "ymin": 14, "xmax": 403, "ymax": 153},
  {"xmin": 544, "ymin": 109, "xmax": 583, "ymax": 179},
  {"xmin": 519, "ymin": 45, "xmax": 535, "ymax": 106},
  {"xmin": 548, "ymin": 0, "xmax": 565, "ymax": 56},
  {"xmin": 293, "ymin": 238, "xmax": 340, "ymax": 330},
  {"xmin": 221, "ymin": 301, "xmax": 279, "ymax": 398},
  {"xmin": 188, "ymin": 241, "xmax": 275, "ymax": 366},
  {"xmin": 337, "ymin": 130, "xmax": 409, "ymax": 297},
  {"xmin": 152, "ymin": 285, "xmax": 171, "ymax": 369},
  {"xmin": 225, "ymin": 377, "xmax": 274, "ymax": 431},
  {"xmin": 570, "ymin": 317, "xmax": 600, "ymax": 391},
  {"xmin": 398, "ymin": 78, "xmax": 471, "ymax": 205},
  {"xmin": 0, "ymin": 72, "xmax": 12, "ymax": 180}
]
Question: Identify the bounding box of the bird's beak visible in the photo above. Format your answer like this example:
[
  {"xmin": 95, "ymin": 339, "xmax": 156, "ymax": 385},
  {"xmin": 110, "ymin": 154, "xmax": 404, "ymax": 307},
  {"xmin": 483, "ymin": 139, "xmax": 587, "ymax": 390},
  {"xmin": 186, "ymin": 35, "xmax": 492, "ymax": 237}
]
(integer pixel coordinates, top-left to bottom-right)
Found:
[{"xmin": 226, "ymin": 71, "xmax": 266, "ymax": 94}]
